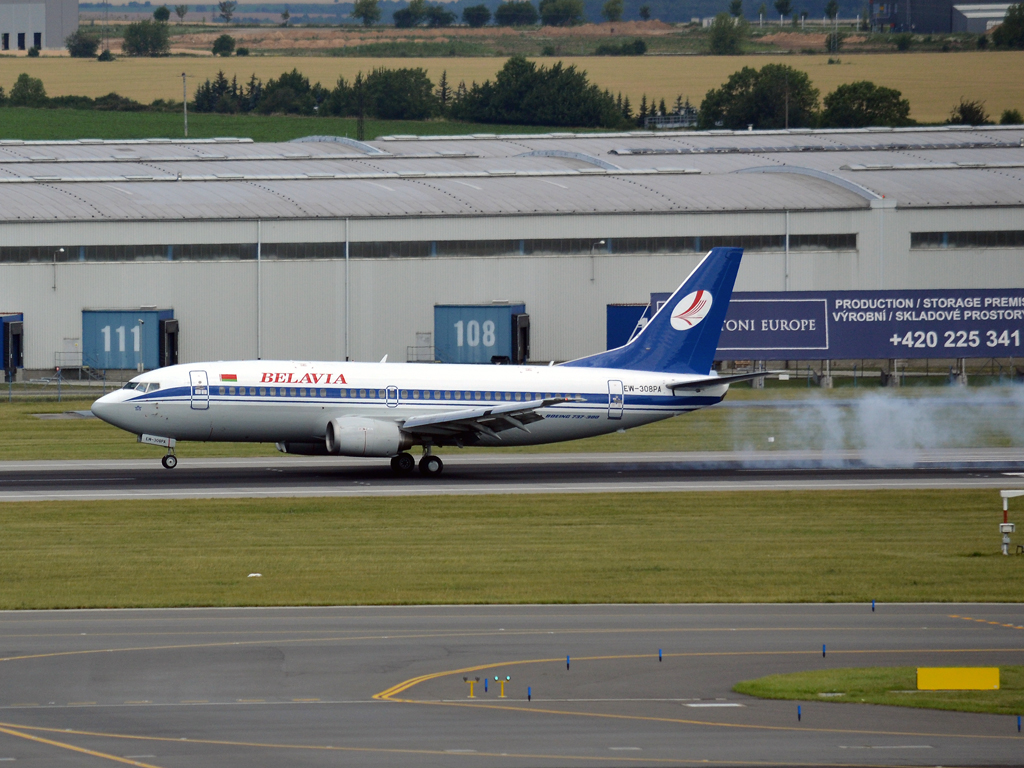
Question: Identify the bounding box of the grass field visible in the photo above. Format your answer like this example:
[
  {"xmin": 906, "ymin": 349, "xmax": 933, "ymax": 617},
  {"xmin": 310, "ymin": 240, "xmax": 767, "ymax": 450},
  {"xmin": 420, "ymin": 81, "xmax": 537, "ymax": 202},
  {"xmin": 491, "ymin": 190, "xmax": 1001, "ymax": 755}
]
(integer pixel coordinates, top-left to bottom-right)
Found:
[
  {"xmin": 1, "ymin": 51, "xmax": 1022, "ymax": 124},
  {"xmin": 0, "ymin": 107, "xmax": 565, "ymax": 141},
  {"xmin": 735, "ymin": 667, "xmax": 1024, "ymax": 716},
  {"xmin": 0, "ymin": 489, "xmax": 1016, "ymax": 608},
  {"xmin": 5, "ymin": 384, "xmax": 1022, "ymax": 460}
]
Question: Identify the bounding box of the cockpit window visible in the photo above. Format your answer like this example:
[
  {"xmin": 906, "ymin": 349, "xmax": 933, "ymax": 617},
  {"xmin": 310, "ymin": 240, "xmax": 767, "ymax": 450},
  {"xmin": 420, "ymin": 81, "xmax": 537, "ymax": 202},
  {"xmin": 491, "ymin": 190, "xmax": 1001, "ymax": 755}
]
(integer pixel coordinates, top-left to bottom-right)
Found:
[
  {"xmin": 122, "ymin": 382, "xmax": 140, "ymax": 390},
  {"xmin": 145, "ymin": 383, "xmax": 160, "ymax": 392}
]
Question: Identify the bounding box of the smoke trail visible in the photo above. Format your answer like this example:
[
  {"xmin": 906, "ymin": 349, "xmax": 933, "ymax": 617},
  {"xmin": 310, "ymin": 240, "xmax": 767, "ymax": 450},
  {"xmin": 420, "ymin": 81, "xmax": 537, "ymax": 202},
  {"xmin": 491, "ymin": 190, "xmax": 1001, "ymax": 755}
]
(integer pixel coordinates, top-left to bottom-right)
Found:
[{"xmin": 728, "ymin": 385, "xmax": 1024, "ymax": 468}]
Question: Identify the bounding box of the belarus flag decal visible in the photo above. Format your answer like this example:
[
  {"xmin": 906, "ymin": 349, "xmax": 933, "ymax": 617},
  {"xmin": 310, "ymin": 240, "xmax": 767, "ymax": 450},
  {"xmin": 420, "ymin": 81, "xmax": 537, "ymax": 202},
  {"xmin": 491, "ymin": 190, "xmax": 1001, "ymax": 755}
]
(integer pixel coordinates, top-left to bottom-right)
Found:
[
  {"xmin": 669, "ymin": 290, "xmax": 713, "ymax": 330},
  {"xmin": 220, "ymin": 373, "xmax": 238, "ymax": 382}
]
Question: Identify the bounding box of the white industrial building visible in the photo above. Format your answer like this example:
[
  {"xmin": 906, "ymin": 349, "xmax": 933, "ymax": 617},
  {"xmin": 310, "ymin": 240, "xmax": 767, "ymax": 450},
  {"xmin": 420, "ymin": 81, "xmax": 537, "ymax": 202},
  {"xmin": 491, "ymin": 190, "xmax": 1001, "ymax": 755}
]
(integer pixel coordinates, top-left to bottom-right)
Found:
[
  {"xmin": 0, "ymin": 125, "xmax": 1021, "ymax": 374},
  {"xmin": 952, "ymin": 3, "xmax": 1013, "ymax": 32},
  {"xmin": 0, "ymin": 0, "xmax": 77, "ymax": 50}
]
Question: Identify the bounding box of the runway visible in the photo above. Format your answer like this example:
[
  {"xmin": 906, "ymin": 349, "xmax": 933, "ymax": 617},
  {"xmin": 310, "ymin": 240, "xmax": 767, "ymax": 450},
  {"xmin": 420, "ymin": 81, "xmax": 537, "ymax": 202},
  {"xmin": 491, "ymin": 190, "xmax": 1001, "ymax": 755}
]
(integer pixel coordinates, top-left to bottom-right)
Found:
[
  {"xmin": 0, "ymin": 449, "xmax": 1021, "ymax": 501},
  {"xmin": 0, "ymin": 604, "xmax": 1021, "ymax": 767}
]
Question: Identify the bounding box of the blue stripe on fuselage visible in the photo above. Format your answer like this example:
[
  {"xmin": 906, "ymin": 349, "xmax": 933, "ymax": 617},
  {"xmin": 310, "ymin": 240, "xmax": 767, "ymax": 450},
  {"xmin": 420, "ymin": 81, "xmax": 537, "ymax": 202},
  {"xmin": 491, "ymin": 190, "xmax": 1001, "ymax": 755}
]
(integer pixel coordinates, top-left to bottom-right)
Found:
[{"xmin": 126, "ymin": 387, "xmax": 721, "ymax": 411}]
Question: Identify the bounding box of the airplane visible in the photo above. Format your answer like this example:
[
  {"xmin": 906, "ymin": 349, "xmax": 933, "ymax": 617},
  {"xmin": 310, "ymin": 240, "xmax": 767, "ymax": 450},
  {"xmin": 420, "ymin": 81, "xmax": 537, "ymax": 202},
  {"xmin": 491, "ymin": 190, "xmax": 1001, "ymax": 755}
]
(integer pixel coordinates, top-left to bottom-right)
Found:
[{"xmin": 91, "ymin": 247, "xmax": 769, "ymax": 476}]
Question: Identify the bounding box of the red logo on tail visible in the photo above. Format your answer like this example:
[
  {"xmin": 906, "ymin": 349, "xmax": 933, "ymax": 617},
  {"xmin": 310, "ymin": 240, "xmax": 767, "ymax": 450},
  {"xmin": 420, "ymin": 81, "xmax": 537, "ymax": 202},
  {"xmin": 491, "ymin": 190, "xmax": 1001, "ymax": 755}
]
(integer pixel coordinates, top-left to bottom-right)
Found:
[{"xmin": 670, "ymin": 290, "xmax": 713, "ymax": 330}]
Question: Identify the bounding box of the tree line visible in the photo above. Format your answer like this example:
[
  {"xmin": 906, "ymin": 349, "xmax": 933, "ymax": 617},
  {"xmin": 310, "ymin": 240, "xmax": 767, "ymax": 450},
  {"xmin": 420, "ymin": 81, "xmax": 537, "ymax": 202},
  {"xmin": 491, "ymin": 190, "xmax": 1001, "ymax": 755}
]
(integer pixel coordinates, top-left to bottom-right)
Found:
[
  {"xmin": 351, "ymin": 0, "xmax": 613, "ymax": 28},
  {"xmin": 2, "ymin": 60, "xmax": 1021, "ymax": 130},
  {"xmin": 697, "ymin": 63, "xmax": 1023, "ymax": 129},
  {"xmin": 191, "ymin": 57, "xmax": 632, "ymax": 129}
]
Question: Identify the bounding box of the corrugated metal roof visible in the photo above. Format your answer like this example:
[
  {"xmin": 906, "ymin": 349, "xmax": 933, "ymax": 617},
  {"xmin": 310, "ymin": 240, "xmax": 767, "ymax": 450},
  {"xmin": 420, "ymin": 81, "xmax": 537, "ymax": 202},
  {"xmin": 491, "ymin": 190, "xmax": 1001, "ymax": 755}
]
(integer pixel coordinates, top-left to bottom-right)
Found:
[{"xmin": 0, "ymin": 126, "xmax": 1019, "ymax": 223}]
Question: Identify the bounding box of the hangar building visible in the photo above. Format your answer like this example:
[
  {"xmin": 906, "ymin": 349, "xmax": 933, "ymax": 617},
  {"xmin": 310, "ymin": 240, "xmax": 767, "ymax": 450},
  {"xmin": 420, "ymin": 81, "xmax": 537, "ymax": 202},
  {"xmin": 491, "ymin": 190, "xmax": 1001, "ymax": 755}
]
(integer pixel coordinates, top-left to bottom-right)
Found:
[
  {"xmin": 0, "ymin": 0, "xmax": 77, "ymax": 50},
  {"xmin": 869, "ymin": 0, "xmax": 1011, "ymax": 32},
  {"xmin": 0, "ymin": 125, "xmax": 1021, "ymax": 375}
]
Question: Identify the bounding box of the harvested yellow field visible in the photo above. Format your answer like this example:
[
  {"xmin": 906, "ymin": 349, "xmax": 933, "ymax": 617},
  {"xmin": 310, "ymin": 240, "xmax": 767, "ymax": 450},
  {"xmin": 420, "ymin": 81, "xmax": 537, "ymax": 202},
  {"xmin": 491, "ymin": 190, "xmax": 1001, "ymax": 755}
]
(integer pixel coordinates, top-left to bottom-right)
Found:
[{"xmin": 1, "ymin": 51, "xmax": 1021, "ymax": 124}]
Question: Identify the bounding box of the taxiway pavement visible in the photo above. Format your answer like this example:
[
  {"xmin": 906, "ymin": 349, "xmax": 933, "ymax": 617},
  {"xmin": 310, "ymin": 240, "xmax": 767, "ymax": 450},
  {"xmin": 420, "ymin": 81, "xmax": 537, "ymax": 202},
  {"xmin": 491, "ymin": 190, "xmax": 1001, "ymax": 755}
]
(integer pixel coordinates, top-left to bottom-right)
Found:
[
  {"xmin": 0, "ymin": 604, "xmax": 1021, "ymax": 767},
  {"xmin": 0, "ymin": 449, "xmax": 1021, "ymax": 501}
]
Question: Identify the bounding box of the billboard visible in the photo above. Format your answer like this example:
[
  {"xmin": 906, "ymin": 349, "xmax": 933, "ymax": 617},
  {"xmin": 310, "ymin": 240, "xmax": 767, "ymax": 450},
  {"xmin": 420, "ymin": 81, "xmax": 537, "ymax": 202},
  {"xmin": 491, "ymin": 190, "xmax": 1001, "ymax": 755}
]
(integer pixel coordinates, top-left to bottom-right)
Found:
[
  {"xmin": 637, "ymin": 289, "xmax": 1024, "ymax": 360},
  {"xmin": 83, "ymin": 309, "xmax": 174, "ymax": 370},
  {"xmin": 434, "ymin": 304, "xmax": 526, "ymax": 364}
]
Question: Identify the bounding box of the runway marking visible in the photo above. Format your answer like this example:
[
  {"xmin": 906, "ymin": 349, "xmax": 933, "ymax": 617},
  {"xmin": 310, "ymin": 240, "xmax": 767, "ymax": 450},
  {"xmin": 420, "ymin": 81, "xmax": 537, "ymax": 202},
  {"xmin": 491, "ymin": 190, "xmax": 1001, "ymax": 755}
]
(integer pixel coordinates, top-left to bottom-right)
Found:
[
  {"xmin": 4, "ymin": 625, "xmax": 1001, "ymax": 665},
  {"xmin": 0, "ymin": 475, "xmax": 1013, "ymax": 502},
  {"xmin": 0, "ymin": 722, "xmax": 942, "ymax": 766},
  {"xmin": 0, "ymin": 624, "xmax": 958, "ymax": 642},
  {"xmin": 374, "ymin": 652, "xmax": 1024, "ymax": 742},
  {"xmin": 952, "ymin": 615, "xmax": 1024, "ymax": 630},
  {"xmin": 0, "ymin": 699, "xmax": 378, "ymax": 711},
  {"xmin": 0, "ymin": 723, "xmax": 165, "ymax": 767},
  {"xmin": 838, "ymin": 745, "xmax": 932, "ymax": 749},
  {"xmin": 373, "ymin": 648, "xmax": 1024, "ymax": 700},
  {"xmin": 386, "ymin": 696, "xmax": 1024, "ymax": 743}
]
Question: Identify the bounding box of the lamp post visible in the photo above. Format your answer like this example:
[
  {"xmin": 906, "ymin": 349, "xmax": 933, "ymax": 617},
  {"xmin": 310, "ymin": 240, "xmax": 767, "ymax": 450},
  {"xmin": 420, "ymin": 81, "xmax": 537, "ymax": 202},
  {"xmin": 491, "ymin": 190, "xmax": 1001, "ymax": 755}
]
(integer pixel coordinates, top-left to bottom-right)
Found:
[
  {"xmin": 589, "ymin": 239, "xmax": 606, "ymax": 282},
  {"xmin": 182, "ymin": 73, "xmax": 188, "ymax": 138},
  {"xmin": 137, "ymin": 318, "xmax": 145, "ymax": 373},
  {"xmin": 52, "ymin": 247, "xmax": 64, "ymax": 291}
]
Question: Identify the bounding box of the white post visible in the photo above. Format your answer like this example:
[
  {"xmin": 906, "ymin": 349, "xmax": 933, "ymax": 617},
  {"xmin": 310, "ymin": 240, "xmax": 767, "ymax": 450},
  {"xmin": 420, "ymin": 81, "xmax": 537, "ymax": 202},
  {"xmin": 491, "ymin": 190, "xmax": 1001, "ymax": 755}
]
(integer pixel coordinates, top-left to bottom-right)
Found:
[
  {"xmin": 1001, "ymin": 491, "xmax": 1024, "ymax": 556},
  {"xmin": 878, "ymin": 205, "xmax": 884, "ymax": 287},
  {"xmin": 344, "ymin": 218, "xmax": 350, "ymax": 361},
  {"xmin": 256, "ymin": 219, "xmax": 261, "ymax": 360},
  {"xmin": 182, "ymin": 73, "xmax": 188, "ymax": 138},
  {"xmin": 784, "ymin": 210, "xmax": 790, "ymax": 291},
  {"xmin": 137, "ymin": 318, "xmax": 144, "ymax": 372}
]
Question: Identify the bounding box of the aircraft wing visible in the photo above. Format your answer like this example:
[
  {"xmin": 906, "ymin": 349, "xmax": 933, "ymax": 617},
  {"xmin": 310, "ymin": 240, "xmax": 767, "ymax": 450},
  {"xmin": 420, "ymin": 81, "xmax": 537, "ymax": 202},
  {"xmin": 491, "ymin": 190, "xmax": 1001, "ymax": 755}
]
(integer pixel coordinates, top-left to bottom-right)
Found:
[
  {"xmin": 401, "ymin": 398, "xmax": 566, "ymax": 440},
  {"xmin": 666, "ymin": 371, "xmax": 782, "ymax": 390}
]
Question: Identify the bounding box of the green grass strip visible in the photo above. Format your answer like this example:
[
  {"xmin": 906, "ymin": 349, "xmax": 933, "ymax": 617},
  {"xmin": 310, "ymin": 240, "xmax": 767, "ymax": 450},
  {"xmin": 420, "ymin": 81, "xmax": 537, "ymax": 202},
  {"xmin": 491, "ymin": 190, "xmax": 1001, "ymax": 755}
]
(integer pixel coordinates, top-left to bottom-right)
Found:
[
  {"xmin": 735, "ymin": 666, "xmax": 1024, "ymax": 716},
  {"xmin": 0, "ymin": 489, "xmax": 1019, "ymax": 609},
  {"xmin": 0, "ymin": 106, "xmax": 582, "ymax": 142}
]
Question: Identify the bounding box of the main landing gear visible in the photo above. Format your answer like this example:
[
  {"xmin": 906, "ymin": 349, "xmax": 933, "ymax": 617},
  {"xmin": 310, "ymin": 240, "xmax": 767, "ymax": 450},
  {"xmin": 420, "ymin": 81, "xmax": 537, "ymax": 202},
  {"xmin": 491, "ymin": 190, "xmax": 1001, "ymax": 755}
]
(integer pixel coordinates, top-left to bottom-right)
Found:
[
  {"xmin": 389, "ymin": 452, "xmax": 416, "ymax": 474},
  {"xmin": 161, "ymin": 451, "xmax": 177, "ymax": 469},
  {"xmin": 391, "ymin": 450, "xmax": 444, "ymax": 477},
  {"xmin": 418, "ymin": 454, "xmax": 443, "ymax": 477}
]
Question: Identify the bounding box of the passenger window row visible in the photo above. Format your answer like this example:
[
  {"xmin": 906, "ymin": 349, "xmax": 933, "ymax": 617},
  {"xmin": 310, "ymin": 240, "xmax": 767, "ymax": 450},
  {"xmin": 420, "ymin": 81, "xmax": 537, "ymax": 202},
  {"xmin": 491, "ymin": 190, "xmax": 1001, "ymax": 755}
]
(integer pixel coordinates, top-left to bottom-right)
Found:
[{"xmin": 207, "ymin": 386, "xmax": 585, "ymax": 401}]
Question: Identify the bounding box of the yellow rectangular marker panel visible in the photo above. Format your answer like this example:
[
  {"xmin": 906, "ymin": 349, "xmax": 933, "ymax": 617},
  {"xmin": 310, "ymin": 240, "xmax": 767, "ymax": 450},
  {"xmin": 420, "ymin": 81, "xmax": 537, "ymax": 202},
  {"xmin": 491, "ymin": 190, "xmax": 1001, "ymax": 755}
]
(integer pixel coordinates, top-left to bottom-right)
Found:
[{"xmin": 917, "ymin": 667, "xmax": 999, "ymax": 690}]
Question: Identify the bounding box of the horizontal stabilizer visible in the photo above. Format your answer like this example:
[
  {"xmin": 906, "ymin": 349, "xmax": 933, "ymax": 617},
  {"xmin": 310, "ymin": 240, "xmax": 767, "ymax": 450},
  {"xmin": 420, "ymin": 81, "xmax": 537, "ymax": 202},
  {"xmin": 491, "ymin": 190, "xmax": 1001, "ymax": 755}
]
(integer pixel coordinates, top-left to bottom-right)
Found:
[{"xmin": 666, "ymin": 371, "xmax": 782, "ymax": 390}]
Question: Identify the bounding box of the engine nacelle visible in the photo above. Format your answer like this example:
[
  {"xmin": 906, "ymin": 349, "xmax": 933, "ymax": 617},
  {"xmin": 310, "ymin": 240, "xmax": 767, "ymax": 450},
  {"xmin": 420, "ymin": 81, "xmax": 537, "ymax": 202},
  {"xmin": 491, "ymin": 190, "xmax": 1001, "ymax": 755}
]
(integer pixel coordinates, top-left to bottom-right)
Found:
[{"xmin": 325, "ymin": 416, "xmax": 413, "ymax": 457}]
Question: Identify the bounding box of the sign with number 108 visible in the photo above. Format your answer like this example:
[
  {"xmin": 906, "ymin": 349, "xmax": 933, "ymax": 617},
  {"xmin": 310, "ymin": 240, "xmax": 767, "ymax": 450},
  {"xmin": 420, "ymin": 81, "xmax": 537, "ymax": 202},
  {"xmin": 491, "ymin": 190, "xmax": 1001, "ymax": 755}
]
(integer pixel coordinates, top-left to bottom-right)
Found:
[{"xmin": 454, "ymin": 319, "xmax": 496, "ymax": 348}]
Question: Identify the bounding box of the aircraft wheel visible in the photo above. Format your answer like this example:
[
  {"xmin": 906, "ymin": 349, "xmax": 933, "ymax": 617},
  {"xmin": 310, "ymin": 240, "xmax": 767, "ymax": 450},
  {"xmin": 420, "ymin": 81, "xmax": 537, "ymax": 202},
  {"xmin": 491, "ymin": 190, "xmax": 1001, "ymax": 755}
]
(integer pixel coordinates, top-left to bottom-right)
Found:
[
  {"xmin": 418, "ymin": 455, "xmax": 443, "ymax": 477},
  {"xmin": 392, "ymin": 452, "xmax": 416, "ymax": 474},
  {"xmin": 161, "ymin": 454, "xmax": 177, "ymax": 470}
]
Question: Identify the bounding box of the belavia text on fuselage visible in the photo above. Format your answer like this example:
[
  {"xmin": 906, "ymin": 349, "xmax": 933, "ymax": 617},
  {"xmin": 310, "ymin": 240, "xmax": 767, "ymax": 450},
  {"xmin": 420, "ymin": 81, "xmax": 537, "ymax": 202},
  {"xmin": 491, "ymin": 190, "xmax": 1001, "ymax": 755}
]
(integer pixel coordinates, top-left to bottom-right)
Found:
[{"xmin": 92, "ymin": 248, "xmax": 765, "ymax": 476}]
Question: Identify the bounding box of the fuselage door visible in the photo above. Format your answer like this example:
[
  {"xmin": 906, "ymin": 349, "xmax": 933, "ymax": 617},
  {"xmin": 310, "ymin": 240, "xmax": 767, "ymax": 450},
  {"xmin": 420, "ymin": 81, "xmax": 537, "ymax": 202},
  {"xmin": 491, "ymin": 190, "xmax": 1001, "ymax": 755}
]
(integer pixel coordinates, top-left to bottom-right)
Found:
[
  {"xmin": 608, "ymin": 379, "xmax": 624, "ymax": 420},
  {"xmin": 190, "ymin": 370, "xmax": 210, "ymax": 410},
  {"xmin": 386, "ymin": 385, "xmax": 399, "ymax": 408}
]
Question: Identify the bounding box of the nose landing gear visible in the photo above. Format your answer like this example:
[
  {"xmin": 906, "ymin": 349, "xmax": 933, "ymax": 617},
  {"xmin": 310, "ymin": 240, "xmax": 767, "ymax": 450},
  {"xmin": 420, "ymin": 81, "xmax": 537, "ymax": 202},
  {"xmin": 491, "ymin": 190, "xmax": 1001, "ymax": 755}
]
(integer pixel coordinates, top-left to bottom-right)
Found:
[{"xmin": 161, "ymin": 452, "xmax": 177, "ymax": 469}]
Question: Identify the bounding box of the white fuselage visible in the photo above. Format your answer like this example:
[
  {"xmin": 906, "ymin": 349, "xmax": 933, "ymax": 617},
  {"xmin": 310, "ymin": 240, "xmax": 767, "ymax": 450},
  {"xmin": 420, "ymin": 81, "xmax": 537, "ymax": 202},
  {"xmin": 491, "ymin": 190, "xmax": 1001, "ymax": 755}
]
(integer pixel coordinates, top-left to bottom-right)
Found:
[{"xmin": 91, "ymin": 360, "xmax": 729, "ymax": 449}]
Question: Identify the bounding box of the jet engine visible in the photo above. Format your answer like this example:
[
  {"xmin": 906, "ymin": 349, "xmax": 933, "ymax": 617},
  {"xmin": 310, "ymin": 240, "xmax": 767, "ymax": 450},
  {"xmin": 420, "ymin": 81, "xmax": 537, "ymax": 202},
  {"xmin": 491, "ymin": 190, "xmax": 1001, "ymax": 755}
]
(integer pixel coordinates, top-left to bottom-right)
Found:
[{"xmin": 325, "ymin": 416, "xmax": 413, "ymax": 457}]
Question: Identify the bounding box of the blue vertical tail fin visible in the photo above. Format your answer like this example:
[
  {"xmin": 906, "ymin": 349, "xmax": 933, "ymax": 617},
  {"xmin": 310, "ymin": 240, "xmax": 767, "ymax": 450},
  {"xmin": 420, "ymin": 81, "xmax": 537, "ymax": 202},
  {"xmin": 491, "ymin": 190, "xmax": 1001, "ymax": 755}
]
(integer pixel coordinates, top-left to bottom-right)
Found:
[{"xmin": 563, "ymin": 247, "xmax": 743, "ymax": 375}]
